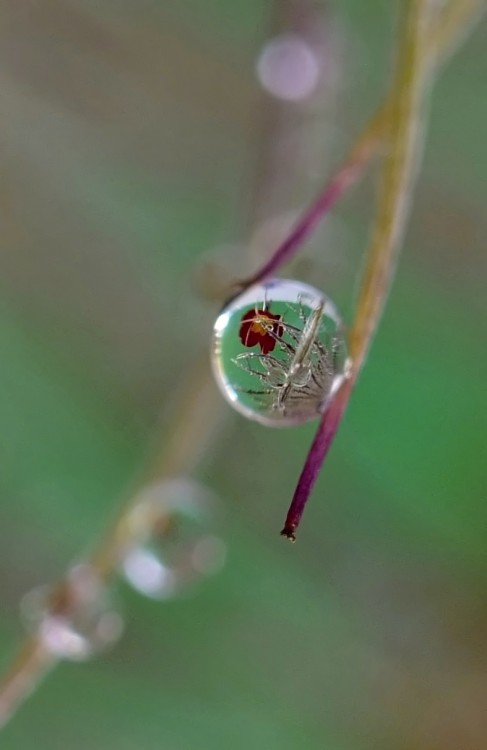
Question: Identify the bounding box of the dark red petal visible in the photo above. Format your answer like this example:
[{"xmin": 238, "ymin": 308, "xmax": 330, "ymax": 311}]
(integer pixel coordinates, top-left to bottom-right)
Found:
[
  {"xmin": 240, "ymin": 308, "xmax": 257, "ymax": 323},
  {"xmin": 238, "ymin": 307, "xmax": 283, "ymax": 352},
  {"xmin": 259, "ymin": 335, "xmax": 276, "ymax": 355},
  {"xmin": 239, "ymin": 318, "xmax": 261, "ymax": 348},
  {"xmin": 239, "ymin": 318, "xmax": 251, "ymax": 340},
  {"xmin": 239, "ymin": 310, "xmax": 256, "ymax": 346},
  {"xmin": 245, "ymin": 330, "xmax": 262, "ymax": 348}
]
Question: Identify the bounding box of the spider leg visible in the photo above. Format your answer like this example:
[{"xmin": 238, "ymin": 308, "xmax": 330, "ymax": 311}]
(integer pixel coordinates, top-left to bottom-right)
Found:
[
  {"xmin": 232, "ymin": 356, "xmax": 282, "ymax": 387},
  {"xmin": 281, "ymin": 323, "xmax": 301, "ymax": 345},
  {"xmin": 234, "ymin": 351, "xmax": 286, "ymax": 375},
  {"xmin": 234, "ymin": 386, "xmax": 275, "ymax": 396},
  {"xmin": 234, "ymin": 351, "xmax": 281, "ymax": 364},
  {"xmin": 265, "ymin": 328, "xmax": 296, "ymax": 356}
]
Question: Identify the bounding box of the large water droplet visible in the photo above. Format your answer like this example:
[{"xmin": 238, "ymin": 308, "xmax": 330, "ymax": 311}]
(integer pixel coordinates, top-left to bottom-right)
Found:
[
  {"xmin": 211, "ymin": 279, "xmax": 349, "ymax": 426},
  {"xmin": 20, "ymin": 565, "xmax": 123, "ymax": 661},
  {"xmin": 120, "ymin": 479, "xmax": 226, "ymax": 600}
]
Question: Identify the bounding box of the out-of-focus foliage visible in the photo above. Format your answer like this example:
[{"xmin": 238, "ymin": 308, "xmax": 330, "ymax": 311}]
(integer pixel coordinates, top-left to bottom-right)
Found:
[{"xmin": 0, "ymin": 2, "xmax": 485, "ymax": 749}]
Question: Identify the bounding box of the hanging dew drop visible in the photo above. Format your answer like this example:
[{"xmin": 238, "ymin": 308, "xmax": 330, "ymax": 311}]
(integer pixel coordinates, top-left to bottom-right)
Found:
[
  {"xmin": 120, "ymin": 479, "xmax": 226, "ymax": 601},
  {"xmin": 20, "ymin": 565, "xmax": 124, "ymax": 662},
  {"xmin": 211, "ymin": 279, "xmax": 349, "ymax": 426}
]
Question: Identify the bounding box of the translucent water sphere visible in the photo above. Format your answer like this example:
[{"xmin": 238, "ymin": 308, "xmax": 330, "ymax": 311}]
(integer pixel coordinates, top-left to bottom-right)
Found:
[
  {"xmin": 120, "ymin": 479, "xmax": 226, "ymax": 600},
  {"xmin": 20, "ymin": 565, "xmax": 124, "ymax": 661},
  {"xmin": 211, "ymin": 278, "xmax": 349, "ymax": 426}
]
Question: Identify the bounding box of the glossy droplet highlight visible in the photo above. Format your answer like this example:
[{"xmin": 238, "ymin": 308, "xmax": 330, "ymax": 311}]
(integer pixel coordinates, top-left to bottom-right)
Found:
[
  {"xmin": 211, "ymin": 279, "xmax": 349, "ymax": 426},
  {"xmin": 121, "ymin": 479, "xmax": 226, "ymax": 600},
  {"xmin": 20, "ymin": 565, "xmax": 123, "ymax": 661}
]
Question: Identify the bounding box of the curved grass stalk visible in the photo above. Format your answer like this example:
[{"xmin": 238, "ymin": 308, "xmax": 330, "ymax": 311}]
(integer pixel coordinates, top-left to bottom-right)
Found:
[
  {"xmin": 236, "ymin": 0, "xmax": 484, "ymax": 294},
  {"xmin": 281, "ymin": 0, "xmax": 434, "ymax": 540}
]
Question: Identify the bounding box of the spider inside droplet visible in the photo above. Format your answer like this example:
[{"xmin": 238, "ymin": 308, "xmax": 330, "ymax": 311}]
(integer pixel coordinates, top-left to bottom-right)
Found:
[{"xmin": 211, "ymin": 278, "xmax": 349, "ymax": 427}]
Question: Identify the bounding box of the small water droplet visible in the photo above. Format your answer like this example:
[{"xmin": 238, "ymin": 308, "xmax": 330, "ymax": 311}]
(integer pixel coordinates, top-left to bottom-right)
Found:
[
  {"xmin": 211, "ymin": 279, "xmax": 349, "ymax": 426},
  {"xmin": 121, "ymin": 479, "xmax": 226, "ymax": 600},
  {"xmin": 20, "ymin": 565, "xmax": 123, "ymax": 661}
]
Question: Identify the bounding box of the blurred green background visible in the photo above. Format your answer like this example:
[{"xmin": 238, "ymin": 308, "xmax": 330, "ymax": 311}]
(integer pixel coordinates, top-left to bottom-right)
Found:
[{"xmin": 0, "ymin": 1, "xmax": 486, "ymax": 748}]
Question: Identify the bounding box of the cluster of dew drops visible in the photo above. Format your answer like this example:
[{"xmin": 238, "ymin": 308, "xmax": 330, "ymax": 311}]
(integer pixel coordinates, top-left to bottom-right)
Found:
[
  {"xmin": 15, "ymin": 28, "xmax": 348, "ymax": 669},
  {"xmin": 21, "ymin": 479, "xmax": 226, "ymax": 662},
  {"xmin": 19, "ymin": 279, "xmax": 347, "ymax": 664}
]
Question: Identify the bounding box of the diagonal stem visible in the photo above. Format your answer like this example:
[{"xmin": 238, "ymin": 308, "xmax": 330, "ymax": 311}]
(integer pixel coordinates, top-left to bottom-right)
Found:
[
  {"xmin": 0, "ymin": 639, "xmax": 54, "ymax": 729},
  {"xmin": 281, "ymin": 0, "xmax": 434, "ymax": 540},
  {"xmin": 237, "ymin": 0, "xmax": 483, "ymax": 294}
]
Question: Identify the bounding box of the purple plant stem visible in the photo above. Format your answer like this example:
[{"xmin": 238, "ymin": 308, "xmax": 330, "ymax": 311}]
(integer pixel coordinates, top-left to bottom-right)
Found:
[
  {"xmin": 242, "ymin": 0, "xmax": 487, "ymax": 295},
  {"xmin": 280, "ymin": 382, "xmax": 350, "ymax": 540},
  {"xmin": 240, "ymin": 157, "xmax": 369, "ymax": 289}
]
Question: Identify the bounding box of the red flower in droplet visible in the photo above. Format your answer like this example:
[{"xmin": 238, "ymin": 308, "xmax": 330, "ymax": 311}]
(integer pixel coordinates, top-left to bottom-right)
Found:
[{"xmin": 239, "ymin": 307, "xmax": 283, "ymax": 355}]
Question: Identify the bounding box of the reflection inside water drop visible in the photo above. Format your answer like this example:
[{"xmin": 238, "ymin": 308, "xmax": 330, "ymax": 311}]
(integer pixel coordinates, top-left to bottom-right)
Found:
[{"xmin": 211, "ymin": 278, "xmax": 349, "ymax": 427}]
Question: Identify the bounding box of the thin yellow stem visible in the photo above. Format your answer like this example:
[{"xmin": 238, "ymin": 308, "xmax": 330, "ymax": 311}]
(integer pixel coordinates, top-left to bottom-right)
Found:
[
  {"xmin": 91, "ymin": 358, "xmax": 225, "ymax": 579},
  {"xmin": 346, "ymin": 0, "xmax": 483, "ymax": 215},
  {"xmin": 349, "ymin": 0, "xmax": 432, "ymax": 373},
  {"xmin": 237, "ymin": 0, "xmax": 483, "ymax": 291},
  {"xmin": 435, "ymin": 0, "xmax": 485, "ymax": 59},
  {"xmin": 281, "ymin": 0, "xmax": 436, "ymax": 539},
  {"xmin": 0, "ymin": 639, "xmax": 55, "ymax": 729}
]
